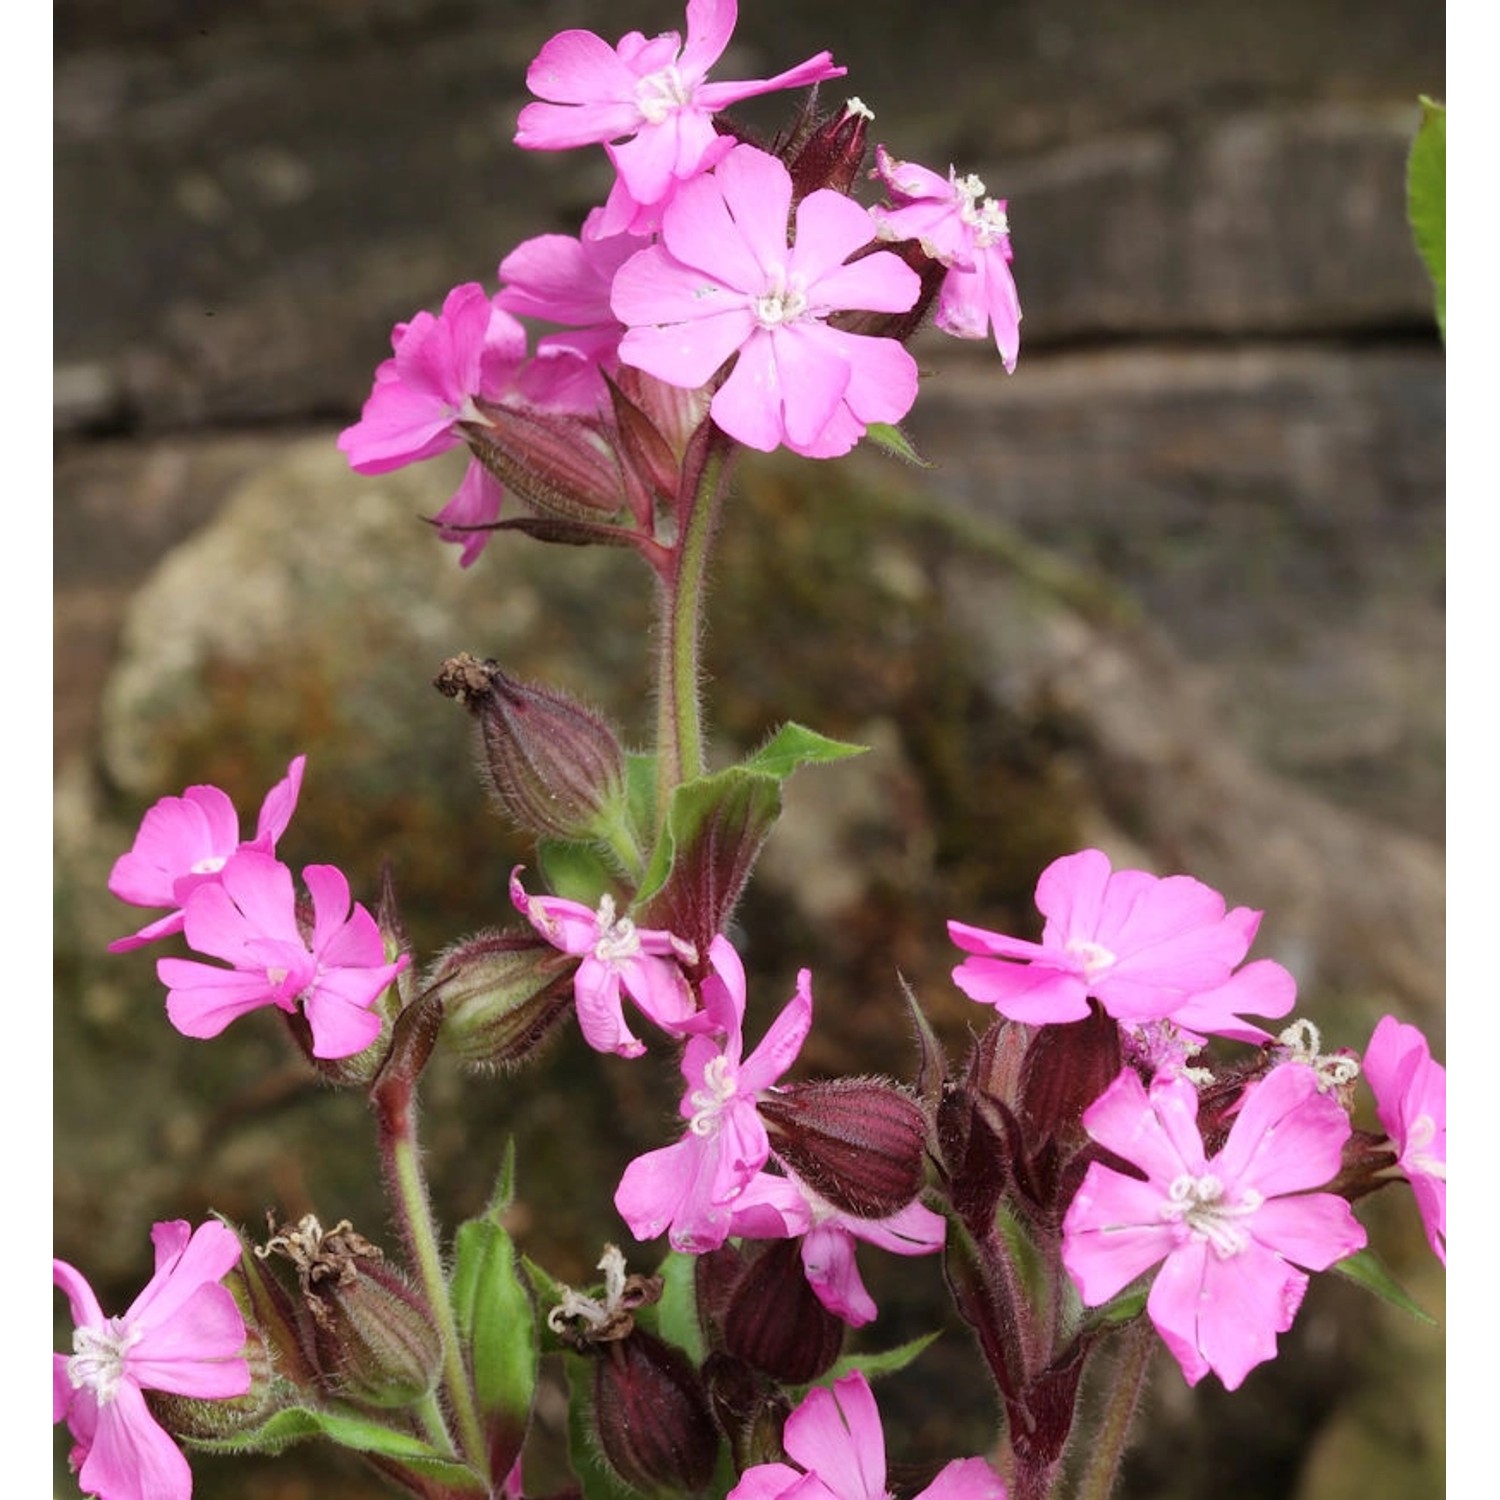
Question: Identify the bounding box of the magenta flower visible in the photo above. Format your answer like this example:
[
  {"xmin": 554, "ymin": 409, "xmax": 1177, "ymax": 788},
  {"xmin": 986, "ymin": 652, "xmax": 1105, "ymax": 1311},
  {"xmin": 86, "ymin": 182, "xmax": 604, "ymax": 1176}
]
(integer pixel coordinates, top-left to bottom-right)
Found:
[
  {"xmin": 157, "ymin": 851, "xmax": 409, "ymax": 1059},
  {"xmin": 613, "ymin": 144, "xmax": 922, "ymax": 457},
  {"xmin": 871, "ymin": 147, "xmax": 1022, "ymax": 372},
  {"xmin": 1062, "ymin": 1064, "xmax": 1366, "ymax": 1390},
  {"xmin": 515, "ymin": 0, "xmax": 844, "ymax": 230},
  {"xmin": 948, "ymin": 848, "xmax": 1296, "ymax": 1035},
  {"xmin": 511, "ymin": 868, "xmax": 699, "ymax": 1058},
  {"xmin": 727, "ymin": 1170, "xmax": 946, "ymax": 1327},
  {"xmin": 1363, "ymin": 1015, "xmax": 1447, "ymax": 1265},
  {"xmin": 107, "ymin": 755, "xmax": 306, "ymax": 953},
  {"xmin": 615, "ymin": 938, "xmax": 812, "ymax": 1252},
  {"xmin": 54, "ymin": 1219, "xmax": 251, "ymax": 1500},
  {"xmin": 728, "ymin": 1371, "xmax": 1006, "ymax": 1500}
]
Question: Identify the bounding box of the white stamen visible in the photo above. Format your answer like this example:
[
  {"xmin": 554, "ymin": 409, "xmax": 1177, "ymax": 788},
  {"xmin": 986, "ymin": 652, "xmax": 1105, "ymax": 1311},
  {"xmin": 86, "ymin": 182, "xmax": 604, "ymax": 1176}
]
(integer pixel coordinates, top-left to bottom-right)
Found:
[
  {"xmin": 751, "ymin": 265, "xmax": 809, "ymax": 328},
  {"xmin": 546, "ymin": 1243, "xmax": 634, "ymax": 1335},
  {"xmin": 635, "ymin": 65, "xmax": 691, "ymax": 125},
  {"xmin": 1278, "ymin": 1018, "xmax": 1361, "ymax": 1091},
  {"xmin": 688, "ymin": 1054, "xmax": 737, "ymax": 1135},
  {"xmin": 1161, "ymin": 1173, "xmax": 1263, "ymax": 1258},
  {"xmin": 844, "ymin": 96, "xmax": 874, "ymax": 121},
  {"xmin": 68, "ymin": 1318, "xmax": 141, "ymax": 1405},
  {"xmin": 593, "ymin": 894, "xmax": 641, "ymax": 963}
]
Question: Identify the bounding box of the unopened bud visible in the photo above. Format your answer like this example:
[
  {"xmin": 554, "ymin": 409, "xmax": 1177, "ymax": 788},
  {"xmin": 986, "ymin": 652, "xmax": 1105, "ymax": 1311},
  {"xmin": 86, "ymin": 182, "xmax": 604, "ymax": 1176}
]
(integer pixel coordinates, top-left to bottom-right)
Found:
[
  {"xmin": 1017, "ymin": 1001, "xmax": 1121, "ymax": 1148},
  {"xmin": 721, "ymin": 1238, "xmax": 843, "ymax": 1384},
  {"xmin": 432, "ymin": 929, "xmax": 576, "ymax": 1068},
  {"xmin": 593, "ymin": 1330, "xmax": 719, "ymax": 1498},
  {"xmin": 147, "ymin": 1327, "xmax": 276, "ymax": 1439},
  {"xmin": 435, "ymin": 653, "xmax": 630, "ymax": 844},
  {"xmin": 785, "ymin": 98, "xmax": 872, "ymax": 199},
  {"xmin": 758, "ymin": 1077, "xmax": 928, "ymax": 1218},
  {"xmin": 260, "ymin": 1215, "xmax": 441, "ymax": 1409},
  {"xmin": 462, "ymin": 402, "xmax": 630, "ymax": 521}
]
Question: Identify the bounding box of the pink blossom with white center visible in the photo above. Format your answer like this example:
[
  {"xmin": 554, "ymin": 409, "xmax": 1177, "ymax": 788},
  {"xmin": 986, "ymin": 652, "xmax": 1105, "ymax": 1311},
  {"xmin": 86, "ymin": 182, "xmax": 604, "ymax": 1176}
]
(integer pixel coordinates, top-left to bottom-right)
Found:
[
  {"xmin": 612, "ymin": 143, "xmax": 922, "ymax": 458},
  {"xmin": 510, "ymin": 867, "xmax": 699, "ymax": 1059},
  {"xmin": 514, "ymin": 0, "xmax": 844, "ymax": 233},
  {"xmin": 948, "ymin": 848, "xmax": 1296, "ymax": 1035},
  {"xmin": 615, "ymin": 938, "xmax": 812, "ymax": 1252},
  {"xmin": 726, "ymin": 1170, "xmax": 946, "ymax": 1327},
  {"xmin": 728, "ymin": 1371, "xmax": 1007, "ymax": 1500},
  {"xmin": 1062, "ymin": 1063, "xmax": 1366, "ymax": 1391},
  {"xmin": 870, "ymin": 146, "xmax": 1022, "ymax": 373},
  {"xmin": 156, "ymin": 851, "xmax": 408, "ymax": 1059},
  {"xmin": 1362, "ymin": 1014, "xmax": 1446, "ymax": 1265},
  {"xmin": 107, "ymin": 756, "xmax": 306, "ymax": 954},
  {"xmin": 54, "ymin": 1219, "xmax": 251, "ymax": 1500}
]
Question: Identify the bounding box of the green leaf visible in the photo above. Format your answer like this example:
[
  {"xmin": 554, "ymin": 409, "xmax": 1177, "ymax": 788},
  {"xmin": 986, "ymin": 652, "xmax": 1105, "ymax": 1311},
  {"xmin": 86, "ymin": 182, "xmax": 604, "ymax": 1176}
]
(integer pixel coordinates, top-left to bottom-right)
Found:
[
  {"xmin": 1331, "ymin": 1247, "xmax": 1437, "ymax": 1325},
  {"xmin": 625, "ymin": 751, "xmax": 658, "ymax": 841},
  {"xmin": 537, "ymin": 838, "xmax": 618, "ymax": 908},
  {"xmin": 815, "ymin": 1331, "xmax": 942, "ymax": 1387},
  {"xmin": 651, "ymin": 1250, "xmax": 705, "ymax": 1365},
  {"xmin": 451, "ymin": 1216, "xmax": 539, "ymax": 1445},
  {"xmin": 188, "ymin": 1403, "xmax": 487, "ymax": 1489},
  {"xmin": 1407, "ymin": 95, "xmax": 1445, "ymax": 339},
  {"xmin": 1081, "ymin": 1284, "xmax": 1149, "ymax": 1331},
  {"xmin": 522, "ymin": 1255, "xmax": 576, "ymax": 1356},
  {"xmin": 862, "ymin": 422, "xmax": 933, "ymax": 467},
  {"xmin": 740, "ymin": 721, "xmax": 868, "ymax": 779}
]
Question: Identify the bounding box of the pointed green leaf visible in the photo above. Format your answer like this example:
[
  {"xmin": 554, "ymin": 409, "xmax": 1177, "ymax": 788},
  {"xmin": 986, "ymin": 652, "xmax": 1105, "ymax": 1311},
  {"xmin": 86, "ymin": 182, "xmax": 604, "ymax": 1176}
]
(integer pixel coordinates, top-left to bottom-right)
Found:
[
  {"xmin": 522, "ymin": 1256, "xmax": 576, "ymax": 1356},
  {"xmin": 740, "ymin": 722, "xmax": 868, "ymax": 780},
  {"xmin": 1407, "ymin": 96, "xmax": 1445, "ymax": 339},
  {"xmin": 814, "ymin": 1331, "xmax": 942, "ymax": 1388},
  {"xmin": 862, "ymin": 422, "xmax": 932, "ymax": 467},
  {"xmin": 1332, "ymin": 1247, "xmax": 1437, "ymax": 1325},
  {"xmin": 651, "ymin": 1250, "xmax": 705, "ymax": 1365},
  {"xmin": 625, "ymin": 752, "xmax": 658, "ymax": 841}
]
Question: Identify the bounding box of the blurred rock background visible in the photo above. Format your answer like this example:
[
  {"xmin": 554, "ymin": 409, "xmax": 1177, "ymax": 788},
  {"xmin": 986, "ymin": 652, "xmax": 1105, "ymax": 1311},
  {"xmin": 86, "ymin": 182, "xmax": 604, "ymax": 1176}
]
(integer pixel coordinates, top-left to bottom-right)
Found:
[{"xmin": 55, "ymin": 2, "xmax": 1444, "ymax": 1497}]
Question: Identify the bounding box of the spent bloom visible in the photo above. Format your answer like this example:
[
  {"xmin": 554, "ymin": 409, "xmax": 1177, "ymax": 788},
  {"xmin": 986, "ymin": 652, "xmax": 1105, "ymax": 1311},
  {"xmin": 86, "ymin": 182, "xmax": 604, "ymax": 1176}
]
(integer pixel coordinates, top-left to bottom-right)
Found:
[
  {"xmin": 54, "ymin": 1219, "xmax": 251, "ymax": 1500},
  {"xmin": 1062, "ymin": 1064, "xmax": 1366, "ymax": 1390},
  {"xmin": 948, "ymin": 847, "xmax": 1296, "ymax": 1037},
  {"xmin": 613, "ymin": 142, "xmax": 922, "ymax": 457},
  {"xmin": 615, "ymin": 937, "xmax": 812, "ymax": 1251},
  {"xmin": 157, "ymin": 850, "xmax": 409, "ymax": 1059},
  {"xmin": 107, "ymin": 755, "xmax": 306, "ymax": 953},
  {"xmin": 515, "ymin": 0, "xmax": 845, "ymax": 232},
  {"xmin": 510, "ymin": 867, "xmax": 700, "ymax": 1058},
  {"xmin": 1362, "ymin": 1014, "xmax": 1447, "ymax": 1265},
  {"xmin": 871, "ymin": 146, "xmax": 1022, "ymax": 372},
  {"xmin": 726, "ymin": 1169, "xmax": 946, "ymax": 1327},
  {"xmin": 728, "ymin": 1370, "xmax": 1006, "ymax": 1500}
]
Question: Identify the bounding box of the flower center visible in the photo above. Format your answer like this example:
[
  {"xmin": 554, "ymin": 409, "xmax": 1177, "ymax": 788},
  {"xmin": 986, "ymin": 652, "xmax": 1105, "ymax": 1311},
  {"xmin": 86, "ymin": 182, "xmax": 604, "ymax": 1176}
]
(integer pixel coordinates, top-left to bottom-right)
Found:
[
  {"xmin": 1403, "ymin": 1113, "xmax": 1446, "ymax": 1180},
  {"xmin": 688, "ymin": 1054, "xmax": 737, "ymax": 1135},
  {"xmin": 593, "ymin": 894, "xmax": 642, "ymax": 963},
  {"xmin": 752, "ymin": 266, "xmax": 809, "ymax": 328},
  {"xmin": 68, "ymin": 1318, "xmax": 141, "ymax": 1406},
  {"xmin": 635, "ymin": 64, "xmax": 691, "ymax": 125},
  {"xmin": 1162, "ymin": 1173, "xmax": 1263, "ymax": 1258},
  {"xmin": 1065, "ymin": 937, "xmax": 1117, "ymax": 981},
  {"xmin": 189, "ymin": 854, "xmax": 227, "ymax": 875}
]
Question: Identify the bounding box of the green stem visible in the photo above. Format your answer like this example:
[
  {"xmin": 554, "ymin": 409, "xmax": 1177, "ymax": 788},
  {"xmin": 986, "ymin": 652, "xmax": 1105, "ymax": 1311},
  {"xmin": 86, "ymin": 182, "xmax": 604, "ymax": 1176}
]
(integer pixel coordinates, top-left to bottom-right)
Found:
[
  {"xmin": 1075, "ymin": 1321, "xmax": 1156, "ymax": 1500},
  {"xmin": 654, "ymin": 440, "xmax": 733, "ymax": 825},
  {"xmin": 382, "ymin": 1086, "xmax": 492, "ymax": 1483}
]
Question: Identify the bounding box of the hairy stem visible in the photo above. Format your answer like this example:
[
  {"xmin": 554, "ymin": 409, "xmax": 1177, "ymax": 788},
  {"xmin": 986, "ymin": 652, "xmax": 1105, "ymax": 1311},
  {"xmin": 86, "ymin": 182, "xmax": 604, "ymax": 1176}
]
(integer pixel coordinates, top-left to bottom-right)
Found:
[{"xmin": 1075, "ymin": 1320, "xmax": 1156, "ymax": 1500}]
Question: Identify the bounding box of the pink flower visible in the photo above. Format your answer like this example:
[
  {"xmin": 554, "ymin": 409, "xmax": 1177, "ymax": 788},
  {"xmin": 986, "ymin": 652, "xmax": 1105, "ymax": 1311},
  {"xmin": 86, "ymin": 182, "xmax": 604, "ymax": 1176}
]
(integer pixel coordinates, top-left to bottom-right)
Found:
[
  {"xmin": 615, "ymin": 938, "xmax": 812, "ymax": 1252},
  {"xmin": 726, "ymin": 1171, "xmax": 946, "ymax": 1327},
  {"xmin": 1362, "ymin": 1015, "xmax": 1446, "ymax": 1265},
  {"xmin": 157, "ymin": 851, "xmax": 409, "ymax": 1059},
  {"xmin": 107, "ymin": 756, "xmax": 306, "ymax": 953},
  {"xmin": 515, "ymin": 0, "xmax": 844, "ymax": 231},
  {"xmin": 728, "ymin": 1371, "xmax": 1006, "ymax": 1500},
  {"xmin": 613, "ymin": 143, "xmax": 922, "ymax": 457},
  {"xmin": 1062, "ymin": 1064, "xmax": 1366, "ymax": 1390},
  {"xmin": 948, "ymin": 848, "xmax": 1296, "ymax": 1036},
  {"xmin": 871, "ymin": 147, "xmax": 1022, "ymax": 372},
  {"xmin": 54, "ymin": 1219, "xmax": 251, "ymax": 1500},
  {"xmin": 511, "ymin": 868, "xmax": 699, "ymax": 1058}
]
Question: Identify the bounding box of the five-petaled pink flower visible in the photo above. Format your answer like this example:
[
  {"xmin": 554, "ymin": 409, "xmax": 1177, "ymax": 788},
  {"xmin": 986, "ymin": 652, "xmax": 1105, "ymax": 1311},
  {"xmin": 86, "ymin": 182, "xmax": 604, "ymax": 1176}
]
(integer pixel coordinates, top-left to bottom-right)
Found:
[
  {"xmin": 613, "ymin": 143, "xmax": 922, "ymax": 457},
  {"xmin": 157, "ymin": 850, "xmax": 409, "ymax": 1059},
  {"xmin": 948, "ymin": 848, "xmax": 1296, "ymax": 1037},
  {"xmin": 728, "ymin": 1370, "xmax": 1006, "ymax": 1500},
  {"xmin": 1362, "ymin": 1014, "xmax": 1446, "ymax": 1266},
  {"xmin": 107, "ymin": 756, "xmax": 306, "ymax": 954},
  {"xmin": 515, "ymin": 0, "xmax": 844, "ymax": 233},
  {"xmin": 726, "ymin": 1169, "xmax": 946, "ymax": 1327},
  {"xmin": 55, "ymin": 1219, "xmax": 251, "ymax": 1500},
  {"xmin": 1062, "ymin": 1064, "xmax": 1366, "ymax": 1391},
  {"xmin": 871, "ymin": 146, "xmax": 1022, "ymax": 372},
  {"xmin": 511, "ymin": 867, "xmax": 699, "ymax": 1058},
  {"xmin": 615, "ymin": 937, "xmax": 812, "ymax": 1252}
]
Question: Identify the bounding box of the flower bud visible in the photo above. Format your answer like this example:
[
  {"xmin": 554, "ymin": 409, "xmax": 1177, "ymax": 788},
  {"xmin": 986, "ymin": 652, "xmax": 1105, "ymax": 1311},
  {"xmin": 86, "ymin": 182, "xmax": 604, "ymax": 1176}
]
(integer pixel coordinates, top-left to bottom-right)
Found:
[
  {"xmin": 1017, "ymin": 1001, "xmax": 1121, "ymax": 1148},
  {"xmin": 758, "ymin": 1077, "xmax": 928, "ymax": 1218},
  {"xmin": 784, "ymin": 97, "xmax": 872, "ymax": 199},
  {"xmin": 434, "ymin": 653, "xmax": 630, "ymax": 844},
  {"xmin": 146, "ymin": 1329, "xmax": 276, "ymax": 1439},
  {"xmin": 721, "ymin": 1239, "xmax": 844, "ymax": 1384},
  {"xmin": 463, "ymin": 401, "xmax": 632, "ymax": 522},
  {"xmin": 431, "ymin": 928, "xmax": 576, "ymax": 1068},
  {"xmin": 260, "ymin": 1215, "xmax": 441, "ymax": 1409},
  {"xmin": 593, "ymin": 1330, "xmax": 719, "ymax": 1498}
]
